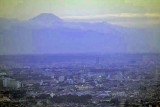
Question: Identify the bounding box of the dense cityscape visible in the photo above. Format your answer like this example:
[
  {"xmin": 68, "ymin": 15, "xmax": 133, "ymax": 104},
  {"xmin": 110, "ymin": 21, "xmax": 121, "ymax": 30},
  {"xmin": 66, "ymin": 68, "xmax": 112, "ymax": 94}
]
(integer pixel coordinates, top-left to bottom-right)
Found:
[{"xmin": 0, "ymin": 54, "xmax": 160, "ymax": 107}]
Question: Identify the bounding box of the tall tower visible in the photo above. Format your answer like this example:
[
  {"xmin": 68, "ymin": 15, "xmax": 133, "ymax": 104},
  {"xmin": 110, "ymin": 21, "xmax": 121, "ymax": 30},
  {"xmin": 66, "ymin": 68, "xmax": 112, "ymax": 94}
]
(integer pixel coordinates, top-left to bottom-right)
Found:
[
  {"xmin": 155, "ymin": 65, "xmax": 160, "ymax": 83},
  {"xmin": 155, "ymin": 64, "xmax": 160, "ymax": 99},
  {"xmin": 96, "ymin": 57, "xmax": 100, "ymax": 65},
  {"xmin": 95, "ymin": 57, "xmax": 100, "ymax": 69}
]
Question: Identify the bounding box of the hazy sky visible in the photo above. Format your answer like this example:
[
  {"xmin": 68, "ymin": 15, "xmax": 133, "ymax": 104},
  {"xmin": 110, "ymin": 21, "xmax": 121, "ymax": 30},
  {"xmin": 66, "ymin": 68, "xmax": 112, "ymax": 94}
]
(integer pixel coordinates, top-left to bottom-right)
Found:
[{"xmin": 0, "ymin": 0, "xmax": 160, "ymax": 26}]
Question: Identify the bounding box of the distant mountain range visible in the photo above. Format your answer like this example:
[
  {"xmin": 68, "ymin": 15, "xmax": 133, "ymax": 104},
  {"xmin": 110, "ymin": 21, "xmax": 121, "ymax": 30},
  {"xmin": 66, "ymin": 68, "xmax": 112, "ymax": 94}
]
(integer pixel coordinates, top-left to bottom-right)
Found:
[{"xmin": 0, "ymin": 13, "xmax": 159, "ymax": 55}]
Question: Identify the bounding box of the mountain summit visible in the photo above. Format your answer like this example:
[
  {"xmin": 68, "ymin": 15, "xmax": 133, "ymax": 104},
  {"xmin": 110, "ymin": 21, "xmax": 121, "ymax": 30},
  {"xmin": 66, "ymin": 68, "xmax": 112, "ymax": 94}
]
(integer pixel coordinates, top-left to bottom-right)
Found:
[
  {"xmin": 0, "ymin": 13, "xmax": 159, "ymax": 54},
  {"xmin": 30, "ymin": 13, "xmax": 62, "ymax": 24}
]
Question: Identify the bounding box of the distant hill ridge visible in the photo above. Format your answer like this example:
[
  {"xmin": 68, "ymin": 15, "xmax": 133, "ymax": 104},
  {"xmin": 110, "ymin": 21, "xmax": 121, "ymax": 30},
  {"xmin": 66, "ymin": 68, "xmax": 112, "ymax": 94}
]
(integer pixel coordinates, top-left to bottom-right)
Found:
[{"xmin": 0, "ymin": 13, "xmax": 159, "ymax": 54}]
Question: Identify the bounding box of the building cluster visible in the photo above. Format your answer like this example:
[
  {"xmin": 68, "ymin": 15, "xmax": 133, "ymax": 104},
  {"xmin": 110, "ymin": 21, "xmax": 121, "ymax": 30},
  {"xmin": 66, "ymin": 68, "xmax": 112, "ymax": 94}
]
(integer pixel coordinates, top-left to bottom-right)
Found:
[{"xmin": 0, "ymin": 54, "xmax": 160, "ymax": 107}]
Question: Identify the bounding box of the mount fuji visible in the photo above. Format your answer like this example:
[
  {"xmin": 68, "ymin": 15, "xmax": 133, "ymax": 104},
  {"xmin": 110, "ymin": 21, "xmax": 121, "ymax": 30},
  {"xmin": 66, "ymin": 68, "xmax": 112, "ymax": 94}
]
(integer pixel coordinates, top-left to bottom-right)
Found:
[{"xmin": 0, "ymin": 13, "xmax": 159, "ymax": 54}]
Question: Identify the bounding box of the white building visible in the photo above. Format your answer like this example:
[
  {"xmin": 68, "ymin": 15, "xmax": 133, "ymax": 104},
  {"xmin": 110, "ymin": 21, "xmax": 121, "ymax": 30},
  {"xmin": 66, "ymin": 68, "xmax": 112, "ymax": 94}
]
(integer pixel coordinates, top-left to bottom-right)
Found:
[
  {"xmin": 58, "ymin": 76, "xmax": 65, "ymax": 82},
  {"xmin": 67, "ymin": 79, "xmax": 74, "ymax": 84},
  {"xmin": 3, "ymin": 78, "xmax": 22, "ymax": 89}
]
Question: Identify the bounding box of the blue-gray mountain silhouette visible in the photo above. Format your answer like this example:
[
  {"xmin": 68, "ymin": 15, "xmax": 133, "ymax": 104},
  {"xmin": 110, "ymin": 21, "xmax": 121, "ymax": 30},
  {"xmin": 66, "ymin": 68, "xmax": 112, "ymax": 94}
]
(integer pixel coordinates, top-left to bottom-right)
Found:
[
  {"xmin": 30, "ymin": 13, "xmax": 63, "ymax": 25},
  {"xmin": 0, "ymin": 13, "xmax": 159, "ymax": 54}
]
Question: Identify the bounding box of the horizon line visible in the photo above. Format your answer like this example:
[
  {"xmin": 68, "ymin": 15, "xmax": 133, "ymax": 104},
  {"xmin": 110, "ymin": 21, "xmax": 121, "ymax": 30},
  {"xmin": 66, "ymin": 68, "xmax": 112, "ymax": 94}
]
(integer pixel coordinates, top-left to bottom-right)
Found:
[{"xmin": 0, "ymin": 52, "xmax": 160, "ymax": 56}]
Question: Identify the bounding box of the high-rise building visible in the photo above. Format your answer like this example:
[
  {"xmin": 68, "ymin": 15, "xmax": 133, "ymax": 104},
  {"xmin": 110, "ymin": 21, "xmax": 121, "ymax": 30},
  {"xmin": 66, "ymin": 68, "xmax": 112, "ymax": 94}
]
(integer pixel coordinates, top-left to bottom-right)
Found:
[
  {"xmin": 0, "ymin": 79, "xmax": 3, "ymax": 90},
  {"xmin": 95, "ymin": 57, "xmax": 101, "ymax": 69},
  {"xmin": 95, "ymin": 57, "xmax": 100, "ymax": 66},
  {"xmin": 67, "ymin": 79, "xmax": 74, "ymax": 84},
  {"xmin": 156, "ymin": 65, "xmax": 160, "ymax": 82},
  {"xmin": 58, "ymin": 76, "xmax": 65, "ymax": 82},
  {"xmin": 3, "ymin": 78, "xmax": 22, "ymax": 89},
  {"xmin": 154, "ymin": 64, "xmax": 160, "ymax": 99}
]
